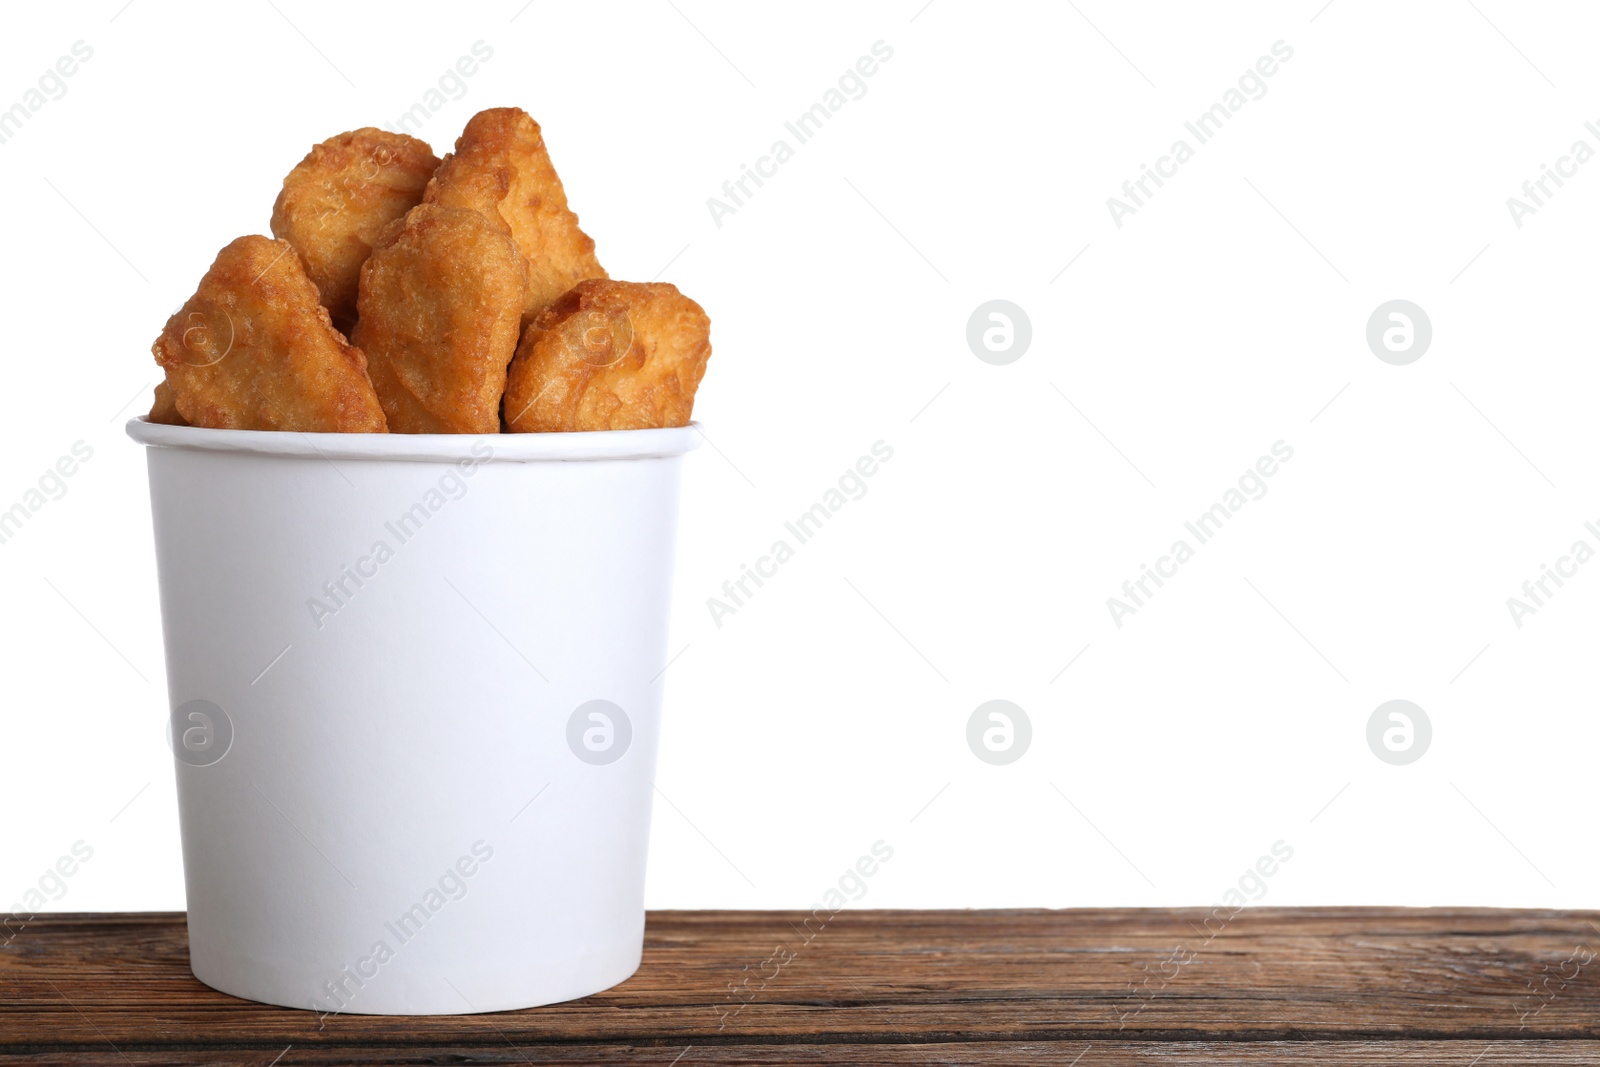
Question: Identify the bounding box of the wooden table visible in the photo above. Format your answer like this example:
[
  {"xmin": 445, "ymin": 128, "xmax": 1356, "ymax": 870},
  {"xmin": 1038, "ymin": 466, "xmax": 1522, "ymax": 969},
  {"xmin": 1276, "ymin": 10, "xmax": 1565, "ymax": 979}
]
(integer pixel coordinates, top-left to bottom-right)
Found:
[{"xmin": 4, "ymin": 909, "xmax": 1598, "ymax": 1064}]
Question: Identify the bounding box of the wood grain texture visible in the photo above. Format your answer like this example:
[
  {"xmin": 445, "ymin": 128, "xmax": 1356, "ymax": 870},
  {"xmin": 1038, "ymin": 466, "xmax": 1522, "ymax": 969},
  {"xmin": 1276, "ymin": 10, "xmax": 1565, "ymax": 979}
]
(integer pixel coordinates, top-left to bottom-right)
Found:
[{"xmin": 2, "ymin": 909, "xmax": 1598, "ymax": 1065}]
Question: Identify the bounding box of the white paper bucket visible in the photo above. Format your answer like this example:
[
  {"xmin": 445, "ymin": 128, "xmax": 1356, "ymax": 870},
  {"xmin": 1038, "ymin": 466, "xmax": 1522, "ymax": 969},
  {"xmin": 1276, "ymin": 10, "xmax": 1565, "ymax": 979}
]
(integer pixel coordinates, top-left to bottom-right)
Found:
[{"xmin": 126, "ymin": 418, "xmax": 700, "ymax": 1015}]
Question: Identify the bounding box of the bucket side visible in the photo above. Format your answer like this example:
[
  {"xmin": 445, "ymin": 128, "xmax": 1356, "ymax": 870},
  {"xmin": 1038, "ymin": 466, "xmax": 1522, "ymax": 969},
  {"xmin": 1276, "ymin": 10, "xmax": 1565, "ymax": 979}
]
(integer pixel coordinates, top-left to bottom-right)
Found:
[{"xmin": 145, "ymin": 442, "xmax": 685, "ymax": 1012}]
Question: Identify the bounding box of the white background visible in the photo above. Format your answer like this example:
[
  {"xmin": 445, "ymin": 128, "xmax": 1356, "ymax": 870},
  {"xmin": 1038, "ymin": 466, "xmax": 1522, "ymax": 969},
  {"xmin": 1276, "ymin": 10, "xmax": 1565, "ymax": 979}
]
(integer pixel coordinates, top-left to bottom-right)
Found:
[{"xmin": 2, "ymin": 0, "xmax": 1595, "ymax": 915}]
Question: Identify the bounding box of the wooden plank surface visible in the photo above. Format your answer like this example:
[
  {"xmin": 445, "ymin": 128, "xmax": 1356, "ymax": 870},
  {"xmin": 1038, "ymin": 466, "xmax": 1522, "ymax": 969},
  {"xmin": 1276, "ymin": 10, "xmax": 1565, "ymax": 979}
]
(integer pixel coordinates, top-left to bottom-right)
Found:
[{"xmin": 2, "ymin": 909, "xmax": 1598, "ymax": 1065}]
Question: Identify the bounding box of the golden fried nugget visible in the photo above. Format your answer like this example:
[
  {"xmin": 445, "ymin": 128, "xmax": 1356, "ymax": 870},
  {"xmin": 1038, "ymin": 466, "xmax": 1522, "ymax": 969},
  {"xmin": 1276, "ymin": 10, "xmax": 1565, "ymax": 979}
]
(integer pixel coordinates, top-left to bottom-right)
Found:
[
  {"xmin": 351, "ymin": 204, "xmax": 525, "ymax": 434},
  {"xmin": 270, "ymin": 128, "xmax": 440, "ymax": 328},
  {"xmin": 151, "ymin": 236, "xmax": 388, "ymax": 433},
  {"xmin": 423, "ymin": 107, "xmax": 605, "ymax": 322},
  {"xmin": 147, "ymin": 381, "xmax": 187, "ymax": 425},
  {"xmin": 503, "ymin": 280, "xmax": 711, "ymax": 433}
]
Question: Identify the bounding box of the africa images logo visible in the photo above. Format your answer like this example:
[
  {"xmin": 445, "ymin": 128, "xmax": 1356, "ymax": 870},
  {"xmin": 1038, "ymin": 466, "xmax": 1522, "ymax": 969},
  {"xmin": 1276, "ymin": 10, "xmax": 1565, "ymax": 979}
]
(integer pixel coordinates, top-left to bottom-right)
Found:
[
  {"xmin": 567, "ymin": 700, "xmax": 632, "ymax": 765},
  {"xmin": 169, "ymin": 700, "xmax": 234, "ymax": 768}
]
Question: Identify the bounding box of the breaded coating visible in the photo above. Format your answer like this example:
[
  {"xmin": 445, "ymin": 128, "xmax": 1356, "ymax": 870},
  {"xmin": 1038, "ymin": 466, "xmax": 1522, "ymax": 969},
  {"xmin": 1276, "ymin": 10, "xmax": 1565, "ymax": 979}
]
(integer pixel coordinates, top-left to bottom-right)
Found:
[
  {"xmin": 270, "ymin": 128, "xmax": 440, "ymax": 328},
  {"xmin": 503, "ymin": 280, "xmax": 711, "ymax": 433},
  {"xmin": 151, "ymin": 236, "xmax": 388, "ymax": 432},
  {"xmin": 147, "ymin": 381, "xmax": 187, "ymax": 425},
  {"xmin": 351, "ymin": 204, "xmax": 525, "ymax": 434},
  {"xmin": 423, "ymin": 107, "xmax": 605, "ymax": 322}
]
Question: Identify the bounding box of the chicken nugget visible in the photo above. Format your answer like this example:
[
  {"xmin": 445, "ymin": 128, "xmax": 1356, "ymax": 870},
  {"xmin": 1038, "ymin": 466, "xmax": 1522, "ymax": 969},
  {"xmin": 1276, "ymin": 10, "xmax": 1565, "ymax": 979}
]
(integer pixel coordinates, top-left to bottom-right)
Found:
[
  {"xmin": 351, "ymin": 204, "xmax": 525, "ymax": 434},
  {"xmin": 423, "ymin": 107, "xmax": 605, "ymax": 322},
  {"xmin": 151, "ymin": 236, "xmax": 388, "ymax": 432},
  {"xmin": 147, "ymin": 381, "xmax": 187, "ymax": 425},
  {"xmin": 503, "ymin": 279, "xmax": 711, "ymax": 433},
  {"xmin": 270, "ymin": 128, "xmax": 439, "ymax": 329}
]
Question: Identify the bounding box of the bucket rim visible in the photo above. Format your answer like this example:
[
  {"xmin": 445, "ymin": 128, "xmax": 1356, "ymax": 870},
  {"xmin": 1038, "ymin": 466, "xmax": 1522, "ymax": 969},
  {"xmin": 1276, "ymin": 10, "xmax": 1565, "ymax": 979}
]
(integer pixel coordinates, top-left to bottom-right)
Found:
[{"xmin": 126, "ymin": 417, "xmax": 705, "ymax": 463}]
